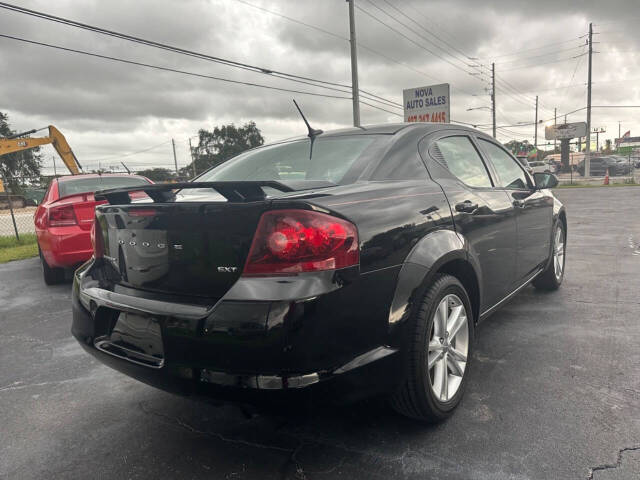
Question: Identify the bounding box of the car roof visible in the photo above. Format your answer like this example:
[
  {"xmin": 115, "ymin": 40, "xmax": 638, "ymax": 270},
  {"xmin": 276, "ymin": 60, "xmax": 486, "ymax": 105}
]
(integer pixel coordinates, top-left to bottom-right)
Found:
[
  {"xmin": 57, "ymin": 173, "xmax": 146, "ymax": 182},
  {"xmin": 317, "ymin": 122, "xmax": 487, "ymax": 137}
]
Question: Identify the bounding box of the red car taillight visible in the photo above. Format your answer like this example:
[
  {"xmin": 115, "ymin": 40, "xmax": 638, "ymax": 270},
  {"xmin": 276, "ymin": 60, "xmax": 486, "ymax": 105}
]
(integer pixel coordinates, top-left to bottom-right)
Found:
[
  {"xmin": 48, "ymin": 204, "xmax": 77, "ymax": 227},
  {"xmin": 243, "ymin": 209, "xmax": 359, "ymax": 275},
  {"xmin": 90, "ymin": 220, "xmax": 105, "ymax": 259}
]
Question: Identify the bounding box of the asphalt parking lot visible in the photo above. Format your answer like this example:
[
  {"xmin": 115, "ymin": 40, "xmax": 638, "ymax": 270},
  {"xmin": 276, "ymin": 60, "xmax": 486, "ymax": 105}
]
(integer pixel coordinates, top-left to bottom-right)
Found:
[{"xmin": 1, "ymin": 186, "xmax": 639, "ymax": 480}]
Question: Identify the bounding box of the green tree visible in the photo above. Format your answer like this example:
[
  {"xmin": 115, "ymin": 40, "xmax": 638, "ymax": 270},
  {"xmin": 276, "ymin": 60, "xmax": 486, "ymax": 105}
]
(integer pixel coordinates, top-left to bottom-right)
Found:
[
  {"xmin": 135, "ymin": 167, "xmax": 176, "ymax": 182},
  {"xmin": 504, "ymin": 140, "xmax": 535, "ymax": 157},
  {"xmin": 0, "ymin": 112, "xmax": 42, "ymax": 191},
  {"xmin": 184, "ymin": 121, "xmax": 264, "ymax": 176}
]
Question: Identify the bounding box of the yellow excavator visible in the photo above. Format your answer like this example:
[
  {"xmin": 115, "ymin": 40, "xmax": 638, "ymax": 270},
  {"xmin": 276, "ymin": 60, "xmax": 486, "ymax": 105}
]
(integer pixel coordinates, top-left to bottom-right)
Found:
[{"xmin": 0, "ymin": 125, "xmax": 82, "ymax": 192}]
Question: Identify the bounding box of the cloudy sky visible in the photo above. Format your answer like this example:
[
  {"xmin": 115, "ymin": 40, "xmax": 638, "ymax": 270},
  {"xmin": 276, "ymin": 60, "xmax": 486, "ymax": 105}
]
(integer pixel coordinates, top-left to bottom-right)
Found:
[{"xmin": 0, "ymin": 0, "xmax": 638, "ymax": 174}]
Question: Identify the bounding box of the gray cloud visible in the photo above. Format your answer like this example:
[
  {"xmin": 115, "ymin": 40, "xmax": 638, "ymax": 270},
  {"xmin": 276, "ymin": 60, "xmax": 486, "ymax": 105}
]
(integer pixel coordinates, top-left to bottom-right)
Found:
[{"xmin": 0, "ymin": 0, "xmax": 638, "ymax": 174}]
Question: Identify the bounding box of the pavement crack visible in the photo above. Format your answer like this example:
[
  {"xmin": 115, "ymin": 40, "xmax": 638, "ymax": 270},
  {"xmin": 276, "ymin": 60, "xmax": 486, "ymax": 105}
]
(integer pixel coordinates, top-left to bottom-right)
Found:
[
  {"xmin": 586, "ymin": 445, "xmax": 640, "ymax": 479},
  {"xmin": 138, "ymin": 400, "xmax": 293, "ymax": 453},
  {"xmin": 0, "ymin": 376, "xmax": 94, "ymax": 394},
  {"xmin": 137, "ymin": 402, "xmax": 354, "ymax": 479}
]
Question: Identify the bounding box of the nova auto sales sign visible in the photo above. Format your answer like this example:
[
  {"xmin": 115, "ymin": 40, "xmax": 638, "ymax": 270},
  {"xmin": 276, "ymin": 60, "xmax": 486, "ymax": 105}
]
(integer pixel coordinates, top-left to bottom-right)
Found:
[{"xmin": 403, "ymin": 83, "xmax": 450, "ymax": 123}]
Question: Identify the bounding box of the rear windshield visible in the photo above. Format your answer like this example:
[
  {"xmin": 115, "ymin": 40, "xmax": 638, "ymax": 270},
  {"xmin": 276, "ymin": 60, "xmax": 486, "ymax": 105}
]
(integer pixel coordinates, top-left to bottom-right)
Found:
[
  {"xmin": 197, "ymin": 135, "xmax": 386, "ymax": 184},
  {"xmin": 58, "ymin": 176, "xmax": 150, "ymax": 197}
]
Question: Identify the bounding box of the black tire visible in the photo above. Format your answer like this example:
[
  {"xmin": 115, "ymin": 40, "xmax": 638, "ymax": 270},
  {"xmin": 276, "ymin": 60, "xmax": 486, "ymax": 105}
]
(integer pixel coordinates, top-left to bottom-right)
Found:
[
  {"xmin": 533, "ymin": 221, "xmax": 566, "ymax": 291},
  {"xmin": 39, "ymin": 246, "xmax": 65, "ymax": 285},
  {"xmin": 390, "ymin": 274, "xmax": 474, "ymax": 422}
]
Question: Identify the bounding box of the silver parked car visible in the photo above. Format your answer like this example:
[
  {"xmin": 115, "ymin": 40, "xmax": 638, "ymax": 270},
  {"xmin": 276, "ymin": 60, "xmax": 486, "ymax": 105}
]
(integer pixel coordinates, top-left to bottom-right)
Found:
[{"xmin": 529, "ymin": 160, "xmax": 556, "ymax": 174}]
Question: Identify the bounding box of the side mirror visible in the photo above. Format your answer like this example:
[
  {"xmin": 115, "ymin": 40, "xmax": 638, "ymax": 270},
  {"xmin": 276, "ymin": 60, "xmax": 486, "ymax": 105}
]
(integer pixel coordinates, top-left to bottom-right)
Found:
[{"xmin": 533, "ymin": 172, "xmax": 558, "ymax": 189}]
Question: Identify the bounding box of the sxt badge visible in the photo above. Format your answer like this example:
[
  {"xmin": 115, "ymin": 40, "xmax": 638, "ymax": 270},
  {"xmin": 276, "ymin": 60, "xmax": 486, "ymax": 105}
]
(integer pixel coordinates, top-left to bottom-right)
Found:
[{"xmin": 217, "ymin": 266, "xmax": 238, "ymax": 273}]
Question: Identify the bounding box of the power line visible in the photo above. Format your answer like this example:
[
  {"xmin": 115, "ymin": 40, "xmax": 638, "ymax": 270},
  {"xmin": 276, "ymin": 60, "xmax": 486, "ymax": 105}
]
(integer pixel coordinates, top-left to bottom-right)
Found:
[
  {"xmin": 354, "ymin": 2, "xmax": 477, "ymax": 78},
  {"xmin": 474, "ymin": 106, "xmax": 588, "ymax": 129},
  {"xmin": 231, "ymin": 0, "xmax": 345, "ymax": 41},
  {"xmin": 376, "ymin": 0, "xmax": 470, "ymax": 65},
  {"xmin": 231, "ymin": 0, "xmax": 444, "ymax": 86},
  {"xmin": 488, "ymin": 35, "xmax": 586, "ymax": 59},
  {"xmin": 2, "ymin": 33, "xmax": 406, "ymax": 119},
  {"xmin": 494, "ymin": 44, "xmax": 585, "ymax": 65},
  {"xmin": 0, "ymin": 1, "xmax": 401, "ymax": 110},
  {"xmin": 501, "ymin": 52, "xmax": 589, "ymax": 72},
  {"xmin": 0, "ymin": 33, "xmax": 356, "ymax": 100},
  {"xmin": 230, "ymin": 0, "xmax": 443, "ymax": 107},
  {"xmin": 563, "ymin": 44, "xmax": 587, "ymax": 99},
  {"xmin": 85, "ymin": 140, "xmax": 173, "ymax": 163}
]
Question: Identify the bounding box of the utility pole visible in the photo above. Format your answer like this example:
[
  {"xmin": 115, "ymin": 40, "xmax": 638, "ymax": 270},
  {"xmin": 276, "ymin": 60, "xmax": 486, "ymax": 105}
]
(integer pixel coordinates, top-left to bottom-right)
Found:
[
  {"xmin": 347, "ymin": 0, "xmax": 361, "ymax": 127},
  {"xmin": 554, "ymin": 108, "xmax": 557, "ymax": 152},
  {"xmin": 491, "ymin": 62, "xmax": 496, "ymax": 138},
  {"xmin": 619, "ymin": 121, "xmax": 621, "ymax": 141},
  {"xmin": 52, "ymin": 155, "xmax": 57, "ymax": 177},
  {"xmin": 188, "ymin": 137, "xmax": 197, "ymax": 178},
  {"xmin": 593, "ymin": 127, "xmax": 605, "ymax": 152},
  {"xmin": 534, "ymin": 95, "xmax": 538, "ymax": 149},
  {"xmin": 585, "ymin": 22, "xmax": 593, "ymax": 177},
  {"xmin": 171, "ymin": 138, "xmax": 179, "ymax": 175},
  {"xmin": 618, "ymin": 121, "xmax": 622, "ymax": 150}
]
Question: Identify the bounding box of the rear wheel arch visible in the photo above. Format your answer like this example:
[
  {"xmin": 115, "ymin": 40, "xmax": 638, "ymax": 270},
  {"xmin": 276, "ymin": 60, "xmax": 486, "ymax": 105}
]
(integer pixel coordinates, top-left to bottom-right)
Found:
[
  {"xmin": 558, "ymin": 209, "xmax": 567, "ymax": 233},
  {"xmin": 436, "ymin": 259, "xmax": 480, "ymax": 325},
  {"xmin": 387, "ymin": 229, "xmax": 481, "ymax": 344}
]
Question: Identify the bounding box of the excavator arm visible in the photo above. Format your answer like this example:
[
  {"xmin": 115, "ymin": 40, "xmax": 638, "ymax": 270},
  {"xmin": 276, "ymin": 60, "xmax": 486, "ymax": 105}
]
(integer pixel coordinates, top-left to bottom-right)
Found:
[
  {"xmin": 47, "ymin": 126, "xmax": 82, "ymax": 175},
  {"xmin": 0, "ymin": 125, "xmax": 82, "ymax": 175},
  {"xmin": 0, "ymin": 136, "xmax": 53, "ymax": 155}
]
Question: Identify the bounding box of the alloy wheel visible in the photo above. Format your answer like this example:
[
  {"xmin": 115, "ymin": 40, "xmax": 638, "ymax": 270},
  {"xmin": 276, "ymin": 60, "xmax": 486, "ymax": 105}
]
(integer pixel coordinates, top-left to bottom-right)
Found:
[
  {"xmin": 427, "ymin": 294, "xmax": 469, "ymax": 402},
  {"xmin": 553, "ymin": 225, "xmax": 565, "ymax": 280}
]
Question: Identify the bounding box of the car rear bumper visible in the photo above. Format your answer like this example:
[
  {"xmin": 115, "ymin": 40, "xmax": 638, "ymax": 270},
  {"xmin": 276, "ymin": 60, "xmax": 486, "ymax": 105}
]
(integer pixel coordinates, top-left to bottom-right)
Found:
[
  {"xmin": 38, "ymin": 226, "xmax": 92, "ymax": 268},
  {"xmin": 71, "ymin": 261, "xmax": 402, "ymax": 406}
]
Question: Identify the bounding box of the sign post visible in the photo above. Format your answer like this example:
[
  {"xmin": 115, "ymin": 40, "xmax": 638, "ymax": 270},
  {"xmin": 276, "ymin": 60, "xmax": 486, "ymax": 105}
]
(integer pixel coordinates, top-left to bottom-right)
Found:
[
  {"xmin": 545, "ymin": 122, "xmax": 588, "ymax": 173},
  {"xmin": 403, "ymin": 84, "xmax": 450, "ymax": 123}
]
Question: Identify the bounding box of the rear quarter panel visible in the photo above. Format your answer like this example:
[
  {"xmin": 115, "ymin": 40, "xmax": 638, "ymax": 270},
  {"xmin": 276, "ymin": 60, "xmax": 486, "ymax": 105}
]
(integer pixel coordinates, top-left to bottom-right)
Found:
[{"xmin": 303, "ymin": 179, "xmax": 454, "ymax": 359}]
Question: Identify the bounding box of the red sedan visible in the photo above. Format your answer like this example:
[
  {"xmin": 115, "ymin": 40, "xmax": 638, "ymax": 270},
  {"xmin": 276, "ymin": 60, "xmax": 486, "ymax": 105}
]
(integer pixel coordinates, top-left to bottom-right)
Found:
[{"xmin": 34, "ymin": 174, "xmax": 152, "ymax": 284}]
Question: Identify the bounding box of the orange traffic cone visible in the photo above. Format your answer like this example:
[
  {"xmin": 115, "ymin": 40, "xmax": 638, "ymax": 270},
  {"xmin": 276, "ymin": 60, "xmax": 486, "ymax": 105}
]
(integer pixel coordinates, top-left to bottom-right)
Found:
[{"xmin": 604, "ymin": 168, "xmax": 610, "ymax": 185}]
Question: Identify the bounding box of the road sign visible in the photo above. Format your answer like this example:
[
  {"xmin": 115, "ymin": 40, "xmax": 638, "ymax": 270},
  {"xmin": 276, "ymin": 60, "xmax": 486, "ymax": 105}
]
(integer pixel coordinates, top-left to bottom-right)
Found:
[
  {"xmin": 403, "ymin": 83, "xmax": 450, "ymax": 123},
  {"xmin": 545, "ymin": 122, "xmax": 587, "ymax": 140}
]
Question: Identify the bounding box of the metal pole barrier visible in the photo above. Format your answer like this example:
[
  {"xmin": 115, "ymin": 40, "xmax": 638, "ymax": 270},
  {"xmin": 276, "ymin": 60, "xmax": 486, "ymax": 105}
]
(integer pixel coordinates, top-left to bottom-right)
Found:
[{"xmin": 3, "ymin": 175, "xmax": 20, "ymax": 241}]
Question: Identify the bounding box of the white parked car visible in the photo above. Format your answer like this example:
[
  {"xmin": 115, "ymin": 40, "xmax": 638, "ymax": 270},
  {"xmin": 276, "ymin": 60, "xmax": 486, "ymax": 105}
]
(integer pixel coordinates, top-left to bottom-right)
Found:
[{"xmin": 529, "ymin": 160, "xmax": 556, "ymax": 174}]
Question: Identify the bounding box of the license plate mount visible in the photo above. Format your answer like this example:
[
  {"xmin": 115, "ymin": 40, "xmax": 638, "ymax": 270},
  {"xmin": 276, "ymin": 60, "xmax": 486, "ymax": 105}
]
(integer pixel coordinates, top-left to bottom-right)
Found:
[{"xmin": 94, "ymin": 312, "xmax": 165, "ymax": 368}]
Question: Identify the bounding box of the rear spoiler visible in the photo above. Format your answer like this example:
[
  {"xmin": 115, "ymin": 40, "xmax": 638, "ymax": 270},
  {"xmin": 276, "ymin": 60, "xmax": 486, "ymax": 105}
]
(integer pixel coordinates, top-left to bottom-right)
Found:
[{"xmin": 94, "ymin": 180, "xmax": 332, "ymax": 204}]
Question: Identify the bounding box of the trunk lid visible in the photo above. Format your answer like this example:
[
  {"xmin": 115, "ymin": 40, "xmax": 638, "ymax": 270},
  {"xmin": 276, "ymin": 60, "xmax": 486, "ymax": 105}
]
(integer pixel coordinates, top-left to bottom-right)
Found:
[
  {"xmin": 96, "ymin": 201, "xmax": 267, "ymax": 298},
  {"xmin": 93, "ymin": 181, "xmax": 335, "ymax": 299}
]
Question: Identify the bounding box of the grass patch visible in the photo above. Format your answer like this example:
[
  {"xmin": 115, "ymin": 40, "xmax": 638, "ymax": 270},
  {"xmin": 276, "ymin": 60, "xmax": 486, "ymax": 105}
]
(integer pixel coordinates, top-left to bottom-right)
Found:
[{"xmin": 0, "ymin": 233, "xmax": 39, "ymax": 263}]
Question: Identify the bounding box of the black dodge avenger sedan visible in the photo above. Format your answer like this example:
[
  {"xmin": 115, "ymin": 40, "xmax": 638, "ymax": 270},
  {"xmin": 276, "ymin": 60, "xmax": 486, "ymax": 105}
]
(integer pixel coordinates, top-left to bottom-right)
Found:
[{"xmin": 72, "ymin": 123, "xmax": 566, "ymax": 422}]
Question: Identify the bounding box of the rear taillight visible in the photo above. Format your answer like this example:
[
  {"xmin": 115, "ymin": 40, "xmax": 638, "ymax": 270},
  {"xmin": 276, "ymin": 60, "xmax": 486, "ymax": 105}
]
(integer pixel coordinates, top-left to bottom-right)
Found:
[
  {"xmin": 90, "ymin": 220, "xmax": 105, "ymax": 259},
  {"xmin": 243, "ymin": 209, "xmax": 359, "ymax": 275},
  {"xmin": 48, "ymin": 204, "xmax": 77, "ymax": 227}
]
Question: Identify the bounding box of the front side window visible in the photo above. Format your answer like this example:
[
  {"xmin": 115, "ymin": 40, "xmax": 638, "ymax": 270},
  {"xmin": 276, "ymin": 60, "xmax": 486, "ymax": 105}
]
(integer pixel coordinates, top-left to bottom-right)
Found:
[
  {"xmin": 431, "ymin": 136, "xmax": 492, "ymax": 188},
  {"xmin": 478, "ymin": 139, "xmax": 529, "ymax": 190}
]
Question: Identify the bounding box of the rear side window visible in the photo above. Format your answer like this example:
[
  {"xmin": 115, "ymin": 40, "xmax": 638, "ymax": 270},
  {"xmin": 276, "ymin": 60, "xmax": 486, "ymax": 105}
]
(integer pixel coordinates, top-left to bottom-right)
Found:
[
  {"xmin": 478, "ymin": 139, "xmax": 529, "ymax": 190},
  {"xmin": 431, "ymin": 136, "xmax": 492, "ymax": 188},
  {"xmin": 58, "ymin": 176, "xmax": 150, "ymax": 197}
]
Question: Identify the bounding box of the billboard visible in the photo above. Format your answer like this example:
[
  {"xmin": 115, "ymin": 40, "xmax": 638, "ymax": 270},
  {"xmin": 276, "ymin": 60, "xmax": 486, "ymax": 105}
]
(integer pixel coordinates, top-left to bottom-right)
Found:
[
  {"xmin": 545, "ymin": 122, "xmax": 587, "ymax": 140},
  {"xmin": 403, "ymin": 83, "xmax": 450, "ymax": 123}
]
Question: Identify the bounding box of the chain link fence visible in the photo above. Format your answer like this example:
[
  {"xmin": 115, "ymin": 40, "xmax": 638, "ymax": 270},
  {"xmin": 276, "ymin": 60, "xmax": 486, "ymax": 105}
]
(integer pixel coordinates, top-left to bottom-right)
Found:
[{"xmin": 0, "ymin": 175, "xmax": 48, "ymax": 240}]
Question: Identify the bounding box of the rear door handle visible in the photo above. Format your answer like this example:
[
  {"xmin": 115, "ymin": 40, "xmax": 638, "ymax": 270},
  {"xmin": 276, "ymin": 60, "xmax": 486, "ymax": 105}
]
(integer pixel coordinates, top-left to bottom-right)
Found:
[{"xmin": 455, "ymin": 200, "xmax": 479, "ymax": 213}]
